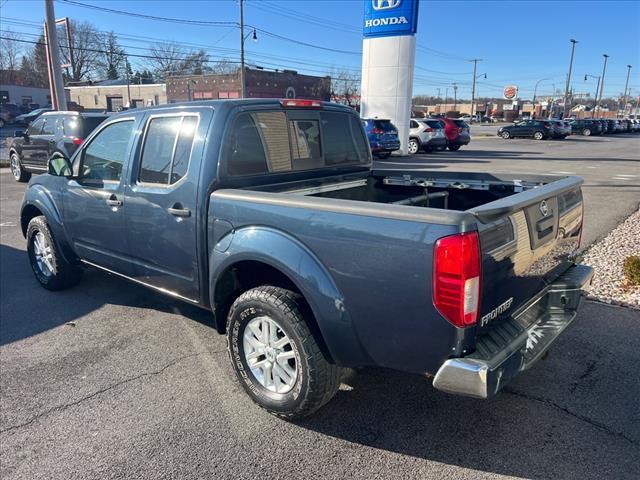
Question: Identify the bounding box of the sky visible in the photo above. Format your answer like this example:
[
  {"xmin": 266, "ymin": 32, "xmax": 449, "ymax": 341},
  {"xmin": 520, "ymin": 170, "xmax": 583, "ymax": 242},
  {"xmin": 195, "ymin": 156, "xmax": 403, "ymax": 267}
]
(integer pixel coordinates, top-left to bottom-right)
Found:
[{"xmin": 1, "ymin": 0, "xmax": 639, "ymax": 99}]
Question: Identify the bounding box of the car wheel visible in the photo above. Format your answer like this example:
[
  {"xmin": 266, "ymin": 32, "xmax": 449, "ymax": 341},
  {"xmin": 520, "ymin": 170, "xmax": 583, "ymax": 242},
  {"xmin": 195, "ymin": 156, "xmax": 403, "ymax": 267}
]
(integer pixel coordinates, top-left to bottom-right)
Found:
[
  {"xmin": 10, "ymin": 152, "xmax": 31, "ymax": 182},
  {"xmin": 448, "ymin": 145, "xmax": 461, "ymax": 151},
  {"xmin": 501, "ymin": 131, "xmax": 511, "ymax": 139},
  {"xmin": 582, "ymin": 128, "xmax": 591, "ymax": 136},
  {"xmin": 408, "ymin": 138, "xmax": 420, "ymax": 155},
  {"xmin": 533, "ymin": 131, "xmax": 545, "ymax": 140},
  {"xmin": 374, "ymin": 152, "xmax": 391, "ymax": 159},
  {"xmin": 27, "ymin": 216, "xmax": 82, "ymax": 291},
  {"xmin": 227, "ymin": 286, "xmax": 343, "ymax": 419}
]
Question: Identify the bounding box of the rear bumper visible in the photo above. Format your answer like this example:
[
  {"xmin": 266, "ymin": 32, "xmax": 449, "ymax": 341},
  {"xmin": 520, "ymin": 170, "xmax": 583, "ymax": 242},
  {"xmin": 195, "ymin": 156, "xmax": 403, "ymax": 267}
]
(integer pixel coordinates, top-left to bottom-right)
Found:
[
  {"xmin": 449, "ymin": 135, "xmax": 470, "ymax": 146},
  {"xmin": 432, "ymin": 264, "xmax": 594, "ymax": 398},
  {"xmin": 423, "ymin": 137, "xmax": 447, "ymax": 148}
]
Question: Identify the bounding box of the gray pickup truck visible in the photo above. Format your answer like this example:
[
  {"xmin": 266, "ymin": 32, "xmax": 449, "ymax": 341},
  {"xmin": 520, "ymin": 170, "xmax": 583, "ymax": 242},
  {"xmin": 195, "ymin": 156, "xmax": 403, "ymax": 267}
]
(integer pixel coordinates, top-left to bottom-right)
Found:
[{"xmin": 20, "ymin": 99, "xmax": 593, "ymax": 418}]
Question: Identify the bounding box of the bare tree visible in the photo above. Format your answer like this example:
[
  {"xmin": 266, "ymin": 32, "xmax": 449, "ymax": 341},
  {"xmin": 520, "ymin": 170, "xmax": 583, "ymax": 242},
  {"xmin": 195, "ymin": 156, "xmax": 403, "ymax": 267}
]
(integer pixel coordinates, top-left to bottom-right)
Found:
[
  {"xmin": 329, "ymin": 69, "xmax": 360, "ymax": 108},
  {"xmin": 58, "ymin": 20, "xmax": 102, "ymax": 82},
  {"xmin": 97, "ymin": 31, "xmax": 126, "ymax": 80},
  {"xmin": 0, "ymin": 30, "xmax": 23, "ymax": 72},
  {"xmin": 17, "ymin": 34, "xmax": 49, "ymax": 88},
  {"xmin": 146, "ymin": 41, "xmax": 187, "ymax": 80},
  {"xmin": 210, "ymin": 59, "xmax": 237, "ymax": 75}
]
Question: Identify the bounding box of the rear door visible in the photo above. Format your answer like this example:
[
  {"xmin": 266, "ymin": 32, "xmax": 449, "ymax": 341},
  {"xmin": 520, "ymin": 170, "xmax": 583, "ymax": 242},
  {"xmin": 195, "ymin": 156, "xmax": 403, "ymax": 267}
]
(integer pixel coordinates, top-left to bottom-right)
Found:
[
  {"xmin": 20, "ymin": 118, "xmax": 46, "ymax": 168},
  {"xmin": 123, "ymin": 109, "xmax": 211, "ymax": 302},
  {"xmin": 474, "ymin": 180, "xmax": 584, "ymax": 332}
]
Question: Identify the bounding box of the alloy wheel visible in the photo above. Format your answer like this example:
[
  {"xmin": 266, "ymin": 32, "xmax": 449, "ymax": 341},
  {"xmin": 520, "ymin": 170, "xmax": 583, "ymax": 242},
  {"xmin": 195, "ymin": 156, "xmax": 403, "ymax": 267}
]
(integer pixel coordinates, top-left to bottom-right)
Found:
[
  {"xmin": 243, "ymin": 316, "xmax": 298, "ymax": 394},
  {"xmin": 10, "ymin": 154, "xmax": 21, "ymax": 181},
  {"xmin": 408, "ymin": 139, "xmax": 419, "ymax": 154},
  {"xmin": 32, "ymin": 231, "xmax": 54, "ymax": 276}
]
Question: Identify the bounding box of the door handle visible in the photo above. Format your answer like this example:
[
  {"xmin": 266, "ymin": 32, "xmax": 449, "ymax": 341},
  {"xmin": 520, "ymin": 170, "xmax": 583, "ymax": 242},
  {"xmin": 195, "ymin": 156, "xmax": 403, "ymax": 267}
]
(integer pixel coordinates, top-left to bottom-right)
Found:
[
  {"xmin": 105, "ymin": 194, "xmax": 122, "ymax": 207},
  {"xmin": 168, "ymin": 203, "xmax": 191, "ymax": 217}
]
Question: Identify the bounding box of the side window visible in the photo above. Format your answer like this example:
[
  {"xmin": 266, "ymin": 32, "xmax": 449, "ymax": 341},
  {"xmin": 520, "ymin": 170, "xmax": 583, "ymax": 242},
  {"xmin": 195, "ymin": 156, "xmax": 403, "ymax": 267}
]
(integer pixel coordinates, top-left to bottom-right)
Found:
[
  {"xmin": 225, "ymin": 113, "xmax": 269, "ymax": 176},
  {"xmin": 138, "ymin": 115, "xmax": 198, "ymax": 185},
  {"xmin": 321, "ymin": 112, "xmax": 362, "ymax": 165},
  {"xmin": 63, "ymin": 117, "xmax": 80, "ymax": 136},
  {"xmin": 27, "ymin": 118, "xmax": 44, "ymax": 135},
  {"xmin": 410, "ymin": 120, "xmax": 419, "ymax": 128},
  {"xmin": 82, "ymin": 120, "xmax": 134, "ymax": 182},
  {"xmin": 41, "ymin": 117, "xmax": 56, "ymax": 135}
]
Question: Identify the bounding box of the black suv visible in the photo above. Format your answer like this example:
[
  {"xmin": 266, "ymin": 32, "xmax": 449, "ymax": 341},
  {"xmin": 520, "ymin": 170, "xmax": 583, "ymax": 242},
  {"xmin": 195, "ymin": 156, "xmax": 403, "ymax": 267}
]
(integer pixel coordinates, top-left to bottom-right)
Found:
[
  {"xmin": 569, "ymin": 119, "xmax": 602, "ymax": 136},
  {"xmin": 9, "ymin": 111, "xmax": 108, "ymax": 182},
  {"xmin": 497, "ymin": 120, "xmax": 554, "ymax": 140}
]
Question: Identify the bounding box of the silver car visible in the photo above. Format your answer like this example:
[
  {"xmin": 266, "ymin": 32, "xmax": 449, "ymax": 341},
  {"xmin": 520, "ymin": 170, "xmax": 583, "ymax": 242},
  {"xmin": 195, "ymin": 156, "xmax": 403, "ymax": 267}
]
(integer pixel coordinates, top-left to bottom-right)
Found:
[{"xmin": 408, "ymin": 118, "xmax": 448, "ymax": 154}]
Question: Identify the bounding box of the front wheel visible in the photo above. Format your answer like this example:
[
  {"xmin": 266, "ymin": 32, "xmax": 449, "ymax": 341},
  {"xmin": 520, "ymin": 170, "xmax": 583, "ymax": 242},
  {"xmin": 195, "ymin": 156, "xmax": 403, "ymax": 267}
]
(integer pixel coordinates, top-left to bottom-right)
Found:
[
  {"xmin": 582, "ymin": 128, "xmax": 591, "ymax": 136},
  {"xmin": 227, "ymin": 286, "xmax": 343, "ymax": 419},
  {"xmin": 448, "ymin": 144, "xmax": 461, "ymax": 151},
  {"xmin": 501, "ymin": 131, "xmax": 511, "ymax": 139},
  {"xmin": 408, "ymin": 138, "xmax": 420, "ymax": 155},
  {"xmin": 27, "ymin": 216, "xmax": 82, "ymax": 290},
  {"xmin": 533, "ymin": 131, "xmax": 545, "ymax": 140},
  {"xmin": 10, "ymin": 152, "xmax": 31, "ymax": 182}
]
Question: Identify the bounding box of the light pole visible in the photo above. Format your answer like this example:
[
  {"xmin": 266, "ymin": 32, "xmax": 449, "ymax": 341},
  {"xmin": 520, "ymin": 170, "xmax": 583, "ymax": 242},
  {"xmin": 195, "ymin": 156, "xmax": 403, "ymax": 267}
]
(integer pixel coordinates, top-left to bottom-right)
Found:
[
  {"xmin": 533, "ymin": 78, "xmax": 549, "ymax": 105},
  {"xmin": 453, "ymin": 83, "xmax": 458, "ymax": 112},
  {"xmin": 584, "ymin": 74, "xmax": 600, "ymax": 118},
  {"xmin": 622, "ymin": 64, "xmax": 632, "ymax": 117},
  {"xmin": 469, "ymin": 58, "xmax": 482, "ymax": 123},
  {"xmin": 562, "ymin": 38, "xmax": 578, "ymax": 119},
  {"xmin": 596, "ymin": 54, "xmax": 609, "ymax": 118},
  {"xmin": 444, "ymin": 87, "xmax": 448, "ymax": 114}
]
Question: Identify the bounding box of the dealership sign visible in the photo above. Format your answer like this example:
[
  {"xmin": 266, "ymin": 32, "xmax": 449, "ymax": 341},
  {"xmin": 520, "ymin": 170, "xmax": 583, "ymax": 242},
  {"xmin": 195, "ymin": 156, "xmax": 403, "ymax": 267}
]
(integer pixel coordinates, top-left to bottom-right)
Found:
[
  {"xmin": 503, "ymin": 85, "xmax": 518, "ymax": 100},
  {"xmin": 363, "ymin": 0, "xmax": 419, "ymax": 38}
]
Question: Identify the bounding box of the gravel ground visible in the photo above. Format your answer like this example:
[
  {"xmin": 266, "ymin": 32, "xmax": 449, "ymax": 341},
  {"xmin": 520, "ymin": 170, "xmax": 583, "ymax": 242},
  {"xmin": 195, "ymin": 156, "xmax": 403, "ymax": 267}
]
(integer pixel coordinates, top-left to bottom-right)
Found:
[{"xmin": 581, "ymin": 208, "xmax": 640, "ymax": 308}]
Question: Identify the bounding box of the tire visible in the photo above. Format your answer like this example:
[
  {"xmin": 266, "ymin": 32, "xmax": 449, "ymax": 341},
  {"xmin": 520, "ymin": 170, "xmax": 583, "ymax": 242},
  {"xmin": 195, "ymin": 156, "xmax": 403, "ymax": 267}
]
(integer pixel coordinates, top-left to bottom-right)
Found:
[
  {"xmin": 501, "ymin": 131, "xmax": 511, "ymax": 139},
  {"xmin": 448, "ymin": 144, "xmax": 461, "ymax": 151},
  {"xmin": 10, "ymin": 152, "xmax": 31, "ymax": 182},
  {"xmin": 582, "ymin": 128, "xmax": 591, "ymax": 136},
  {"xmin": 533, "ymin": 131, "xmax": 545, "ymax": 140},
  {"xmin": 408, "ymin": 138, "xmax": 420, "ymax": 155},
  {"xmin": 227, "ymin": 286, "xmax": 343, "ymax": 419},
  {"xmin": 374, "ymin": 152, "xmax": 391, "ymax": 159},
  {"xmin": 26, "ymin": 216, "xmax": 82, "ymax": 291}
]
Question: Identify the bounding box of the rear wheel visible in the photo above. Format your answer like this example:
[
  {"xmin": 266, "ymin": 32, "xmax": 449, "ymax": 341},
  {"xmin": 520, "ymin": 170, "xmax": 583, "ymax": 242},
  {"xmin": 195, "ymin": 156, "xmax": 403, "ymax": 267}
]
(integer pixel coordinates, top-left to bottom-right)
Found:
[
  {"xmin": 374, "ymin": 151, "xmax": 391, "ymax": 159},
  {"xmin": 27, "ymin": 216, "xmax": 82, "ymax": 290},
  {"xmin": 448, "ymin": 144, "xmax": 461, "ymax": 151},
  {"xmin": 533, "ymin": 131, "xmax": 545, "ymax": 140},
  {"xmin": 408, "ymin": 138, "xmax": 420, "ymax": 155},
  {"xmin": 501, "ymin": 131, "xmax": 511, "ymax": 139},
  {"xmin": 10, "ymin": 152, "xmax": 31, "ymax": 182},
  {"xmin": 582, "ymin": 128, "xmax": 591, "ymax": 136},
  {"xmin": 227, "ymin": 286, "xmax": 343, "ymax": 419}
]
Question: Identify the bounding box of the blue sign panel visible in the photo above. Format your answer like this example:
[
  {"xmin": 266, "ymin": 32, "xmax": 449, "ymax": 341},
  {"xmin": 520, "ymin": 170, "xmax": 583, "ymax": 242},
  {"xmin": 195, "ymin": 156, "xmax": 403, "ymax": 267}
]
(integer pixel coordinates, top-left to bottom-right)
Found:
[{"xmin": 363, "ymin": 0, "xmax": 419, "ymax": 38}]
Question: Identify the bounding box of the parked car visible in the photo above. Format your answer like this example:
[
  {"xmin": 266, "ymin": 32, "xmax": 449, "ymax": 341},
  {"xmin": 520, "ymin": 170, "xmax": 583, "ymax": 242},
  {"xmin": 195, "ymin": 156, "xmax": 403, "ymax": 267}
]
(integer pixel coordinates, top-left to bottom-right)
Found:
[
  {"xmin": 0, "ymin": 103, "xmax": 22, "ymax": 127},
  {"xmin": 441, "ymin": 117, "xmax": 470, "ymax": 150},
  {"xmin": 9, "ymin": 111, "xmax": 109, "ymax": 182},
  {"xmin": 620, "ymin": 119, "xmax": 633, "ymax": 133},
  {"xmin": 14, "ymin": 107, "xmax": 53, "ymax": 125},
  {"xmin": 631, "ymin": 119, "xmax": 640, "ymax": 132},
  {"xmin": 596, "ymin": 119, "xmax": 610, "ymax": 134},
  {"xmin": 549, "ymin": 120, "xmax": 571, "ymax": 138},
  {"xmin": 408, "ymin": 118, "xmax": 447, "ymax": 153},
  {"xmin": 498, "ymin": 119, "xmax": 554, "ymax": 140},
  {"xmin": 20, "ymin": 98, "xmax": 593, "ymax": 418},
  {"xmin": 568, "ymin": 119, "xmax": 602, "ymax": 136},
  {"xmin": 362, "ymin": 118, "xmax": 401, "ymax": 159}
]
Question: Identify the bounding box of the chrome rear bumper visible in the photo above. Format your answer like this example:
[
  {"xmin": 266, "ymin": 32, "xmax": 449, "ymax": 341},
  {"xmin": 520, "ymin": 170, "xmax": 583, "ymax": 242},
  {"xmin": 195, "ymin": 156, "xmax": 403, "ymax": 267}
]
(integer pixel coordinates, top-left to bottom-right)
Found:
[{"xmin": 432, "ymin": 264, "xmax": 594, "ymax": 399}]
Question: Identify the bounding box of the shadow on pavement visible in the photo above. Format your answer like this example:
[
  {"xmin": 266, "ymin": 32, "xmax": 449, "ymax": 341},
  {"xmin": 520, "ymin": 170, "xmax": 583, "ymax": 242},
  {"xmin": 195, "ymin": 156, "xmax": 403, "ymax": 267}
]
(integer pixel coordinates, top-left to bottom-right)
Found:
[{"xmin": 0, "ymin": 244, "xmax": 214, "ymax": 346}]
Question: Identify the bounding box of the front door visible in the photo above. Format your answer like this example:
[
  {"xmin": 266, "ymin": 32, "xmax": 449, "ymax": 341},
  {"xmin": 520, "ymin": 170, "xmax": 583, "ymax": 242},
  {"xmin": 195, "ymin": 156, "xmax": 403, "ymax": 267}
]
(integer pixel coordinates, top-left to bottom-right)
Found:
[
  {"xmin": 124, "ymin": 110, "xmax": 209, "ymax": 302},
  {"xmin": 20, "ymin": 117, "xmax": 46, "ymax": 169},
  {"xmin": 63, "ymin": 117, "xmax": 139, "ymax": 275}
]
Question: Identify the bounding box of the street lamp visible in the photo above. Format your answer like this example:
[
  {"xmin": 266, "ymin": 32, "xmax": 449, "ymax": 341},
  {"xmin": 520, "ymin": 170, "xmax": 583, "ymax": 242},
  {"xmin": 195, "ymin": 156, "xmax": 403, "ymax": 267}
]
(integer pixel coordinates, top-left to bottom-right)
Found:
[
  {"xmin": 532, "ymin": 78, "xmax": 549, "ymax": 105},
  {"xmin": 596, "ymin": 54, "xmax": 609, "ymax": 119},
  {"xmin": 622, "ymin": 64, "xmax": 632, "ymax": 117},
  {"xmin": 469, "ymin": 58, "xmax": 482, "ymax": 123},
  {"xmin": 562, "ymin": 38, "xmax": 578, "ymax": 119},
  {"xmin": 584, "ymin": 74, "xmax": 600, "ymax": 118},
  {"xmin": 239, "ymin": 0, "xmax": 258, "ymax": 99}
]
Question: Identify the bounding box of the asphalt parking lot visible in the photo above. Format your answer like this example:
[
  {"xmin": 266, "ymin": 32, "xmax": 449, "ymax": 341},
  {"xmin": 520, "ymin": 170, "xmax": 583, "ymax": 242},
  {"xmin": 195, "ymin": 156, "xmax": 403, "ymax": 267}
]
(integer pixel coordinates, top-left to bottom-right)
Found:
[{"xmin": 1, "ymin": 135, "xmax": 639, "ymax": 480}]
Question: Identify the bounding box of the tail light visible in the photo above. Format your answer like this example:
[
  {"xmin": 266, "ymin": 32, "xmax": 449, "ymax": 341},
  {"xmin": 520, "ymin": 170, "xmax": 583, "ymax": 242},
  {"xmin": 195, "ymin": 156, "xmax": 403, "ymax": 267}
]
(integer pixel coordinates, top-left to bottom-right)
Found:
[
  {"xmin": 425, "ymin": 127, "xmax": 433, "ymax": 132},
  {"xmin": 371, "ymin": 128, "xmax": 385, "ymax": 135},
  {"xmin": 72, "ymin": 137, "xmax": 83, "ymax": 145},
  {"xmin": 543, "ymin": 124, "xmax": 550, "ymax": 129},
  {"xmin": 280, "ymin": 99, "xmax": 323, "ymax": 108},
  {"xmin": 433, "ymin": 231, "xmax": 482, "ymax": 328}
]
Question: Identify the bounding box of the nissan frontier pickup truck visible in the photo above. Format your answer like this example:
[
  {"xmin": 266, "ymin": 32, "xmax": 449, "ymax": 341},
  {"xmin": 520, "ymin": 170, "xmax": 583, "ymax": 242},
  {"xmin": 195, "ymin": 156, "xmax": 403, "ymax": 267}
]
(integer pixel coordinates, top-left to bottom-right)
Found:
[{"xmin": 20, "ymin": 99, "xmax": 593, "ymax": 418}]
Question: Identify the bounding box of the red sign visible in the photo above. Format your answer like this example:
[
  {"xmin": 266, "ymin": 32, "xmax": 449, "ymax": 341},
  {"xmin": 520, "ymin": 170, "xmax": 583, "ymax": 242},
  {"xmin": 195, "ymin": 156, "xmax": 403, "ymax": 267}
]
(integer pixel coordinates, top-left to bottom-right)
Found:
[{"xmin": 503, "ymin": 85, "xmax": 518, "ymax": 100}]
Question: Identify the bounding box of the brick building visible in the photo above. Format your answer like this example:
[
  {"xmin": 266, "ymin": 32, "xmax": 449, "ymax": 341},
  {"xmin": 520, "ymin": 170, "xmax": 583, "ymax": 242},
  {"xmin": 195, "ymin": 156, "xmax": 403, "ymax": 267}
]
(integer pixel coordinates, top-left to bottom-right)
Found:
[{"xmin": 166, "ymin": 67, "xmax": 331, "ymax": 103}]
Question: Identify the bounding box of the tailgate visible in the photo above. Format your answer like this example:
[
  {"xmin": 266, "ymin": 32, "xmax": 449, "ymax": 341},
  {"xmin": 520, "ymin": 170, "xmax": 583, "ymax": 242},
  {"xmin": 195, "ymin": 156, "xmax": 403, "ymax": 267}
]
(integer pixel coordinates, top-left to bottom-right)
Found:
[{"xmin": 471, "ymin": 176, "xmax": 584, "ymax": 332}]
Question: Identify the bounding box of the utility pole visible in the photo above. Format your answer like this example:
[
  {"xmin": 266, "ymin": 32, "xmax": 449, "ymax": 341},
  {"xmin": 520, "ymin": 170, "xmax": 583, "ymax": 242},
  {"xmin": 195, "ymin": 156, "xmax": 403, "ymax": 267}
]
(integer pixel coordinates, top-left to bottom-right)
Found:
[
  {"xmin": 584, "ymin": 74, "xmax": 600, "ymax": 118},
  {"xmin": 444, "ymin": 87, "xmax": 448, "ymax": 113},
  {"xmin": 469, "ymin": 59, "xmax": 482, "ymax": 123},
  {"xmin": 44, "ymin": 0, "xmax": 67, "ymax": 110},
  {"xmin": 596, "ymin": 54, "xmax": 609, "ymax": 118},
  {"xmin": 622, "ymin": 64, "xmax": 632, "ymax": 117},
  {"xmin": 239, "ymin": 0, "xmax": 245, "ymax": 98},
  {"xmin": 453, "ymin": 83, "xmax": 458, "ymax": 112},
  {"xmin": 562, "ymin": 38, "xmax": 578, "ymax": 119}
]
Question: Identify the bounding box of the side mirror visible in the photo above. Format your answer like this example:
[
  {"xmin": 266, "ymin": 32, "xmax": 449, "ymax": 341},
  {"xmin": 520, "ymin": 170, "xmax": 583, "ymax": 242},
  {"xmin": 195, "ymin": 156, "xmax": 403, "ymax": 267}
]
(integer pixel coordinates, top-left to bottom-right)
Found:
[
  {"xmin": 14, "ymin": 130, "xmax": 26, "ymax": 138},
  {"xmin": 48, "ymin": 156, "xmax": 73, "ymax": 177}
]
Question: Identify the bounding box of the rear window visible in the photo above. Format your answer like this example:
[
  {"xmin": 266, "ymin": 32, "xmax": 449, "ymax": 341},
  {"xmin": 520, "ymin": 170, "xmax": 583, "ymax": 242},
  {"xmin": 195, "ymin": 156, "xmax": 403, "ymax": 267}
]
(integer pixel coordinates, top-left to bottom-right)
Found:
[
  {"xmin": 372, "ymin": 120, "xmax": 396, "ymax": 132},
  {"xmin": 225, "ymin": 110, "xmax": 369, "ymax": 176},
  {"xmin": 452, "ymin": 120, "xmax": 468, "ymax": 128}
]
